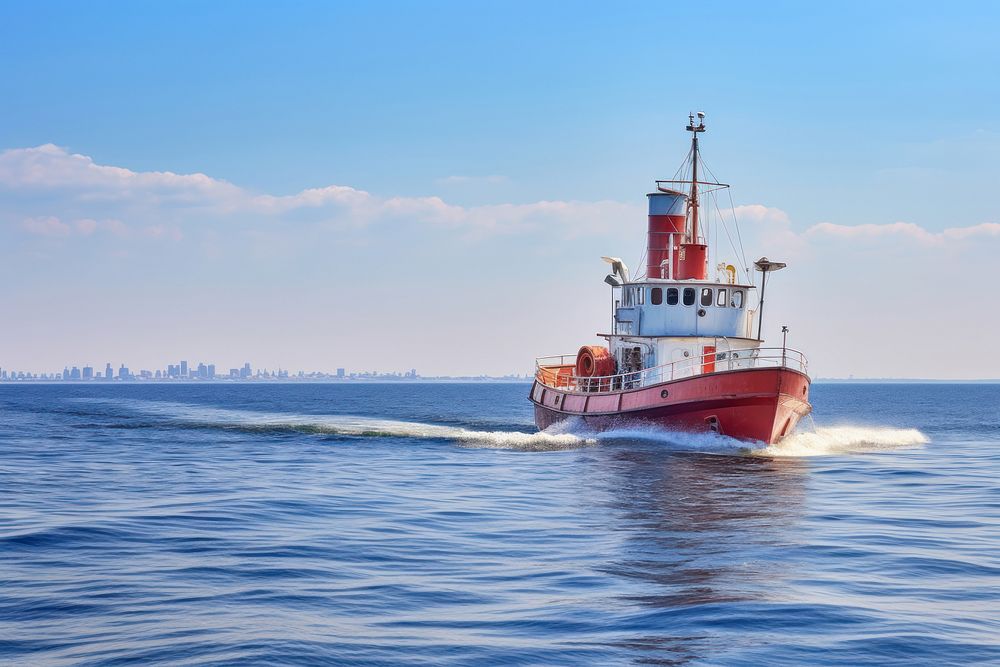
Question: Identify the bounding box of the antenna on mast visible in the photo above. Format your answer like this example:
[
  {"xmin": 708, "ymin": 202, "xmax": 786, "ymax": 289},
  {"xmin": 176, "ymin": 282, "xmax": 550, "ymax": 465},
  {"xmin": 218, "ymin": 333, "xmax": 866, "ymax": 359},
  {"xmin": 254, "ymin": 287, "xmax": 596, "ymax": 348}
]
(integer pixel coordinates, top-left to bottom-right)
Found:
[{"xmin": 685, "ymin": 112, "xmax": 706, "ymax": 243}]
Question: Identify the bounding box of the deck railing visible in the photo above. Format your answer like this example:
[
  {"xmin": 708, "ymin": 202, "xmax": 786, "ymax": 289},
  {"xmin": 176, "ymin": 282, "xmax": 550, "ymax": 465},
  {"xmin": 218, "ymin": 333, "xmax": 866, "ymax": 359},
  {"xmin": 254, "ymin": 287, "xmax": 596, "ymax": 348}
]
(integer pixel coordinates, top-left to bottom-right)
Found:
[{"xmin": 535, "ymin": 347, "xmax": 808, "ymax": 394}]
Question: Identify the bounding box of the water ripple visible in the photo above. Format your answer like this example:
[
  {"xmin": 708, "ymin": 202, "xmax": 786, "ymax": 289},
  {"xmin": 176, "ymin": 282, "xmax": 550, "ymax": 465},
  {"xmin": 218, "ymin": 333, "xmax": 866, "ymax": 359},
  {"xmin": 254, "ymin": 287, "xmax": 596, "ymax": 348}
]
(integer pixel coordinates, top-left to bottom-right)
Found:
[{"xmin": 1, "ymin": 383, "xmax": 998, "ymax": 665}]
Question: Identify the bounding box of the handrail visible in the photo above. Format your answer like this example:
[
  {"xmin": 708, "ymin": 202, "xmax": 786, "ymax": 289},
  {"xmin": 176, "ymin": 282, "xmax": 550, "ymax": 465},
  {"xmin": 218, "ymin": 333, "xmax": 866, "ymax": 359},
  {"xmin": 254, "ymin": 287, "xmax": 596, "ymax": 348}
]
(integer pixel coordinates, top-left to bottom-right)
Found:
[
  {"xmin": 535, "ymin": 347, "xmax": 808, "ymax": 394},
  {"xmin": 535, "ymin": 353, "xmax": 578, "ymax": 367}
]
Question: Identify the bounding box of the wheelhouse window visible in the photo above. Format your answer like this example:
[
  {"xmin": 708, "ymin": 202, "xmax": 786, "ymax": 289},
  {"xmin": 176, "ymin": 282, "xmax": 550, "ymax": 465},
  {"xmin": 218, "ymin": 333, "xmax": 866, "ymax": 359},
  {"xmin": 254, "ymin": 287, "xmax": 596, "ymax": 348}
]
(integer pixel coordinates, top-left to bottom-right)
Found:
[
  {"xmin": 638, "ymin": 287, "xmax": 645, "ymax": 305},
  {"xmin": 666, "ymin": 288, "xmax": 678, "ymax": 305},
  {"xmin": 682, "ymin": 288, "xmax": 695, "ymax": 306},
  {"xmin": 716, "ymin": 288, "xmax": 728, "ymax": 307},
  {"xmin": 732, "ymin": 290, "xmax": 744, "ymax": 308},
  {"xmin": 700, "ymin": 288, "xmax": 713, "ymax": 307},
  {"xmin": 650, "ymin": 287, "xmax": 663, "ymax": 305}
]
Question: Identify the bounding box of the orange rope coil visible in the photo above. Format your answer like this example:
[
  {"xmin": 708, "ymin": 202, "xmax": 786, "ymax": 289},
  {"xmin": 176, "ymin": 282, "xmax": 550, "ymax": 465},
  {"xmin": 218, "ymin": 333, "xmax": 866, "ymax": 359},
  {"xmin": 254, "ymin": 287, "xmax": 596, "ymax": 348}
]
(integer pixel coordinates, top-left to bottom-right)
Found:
[{"xmin": 575, "ymin": 346, "xmax": 615, "ymax": 378}]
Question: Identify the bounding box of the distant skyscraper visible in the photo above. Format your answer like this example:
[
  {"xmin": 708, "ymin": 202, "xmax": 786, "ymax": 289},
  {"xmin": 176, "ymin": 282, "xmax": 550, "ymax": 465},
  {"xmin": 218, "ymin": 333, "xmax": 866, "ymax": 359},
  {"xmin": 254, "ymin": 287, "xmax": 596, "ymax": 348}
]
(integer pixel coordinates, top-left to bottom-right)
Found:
[
  {"xmin": 105, "ymin": 363, "xmax": 113, "ymax": 380},
  {"xmin": 70, "ymin": 366, "xmax": 81, "ymax": 380},
  {"xmin": 207, "ymin": 364, "xmax": 215, "ymax": 379},
  {"xmin": 180, "ymin": 360, "xmax": 188, "ymax": 378},
  {"xmin": 241, "ymin": 362, "xmax": 251, "ymax": 379},
  {"xmin": 82, "ymin": 365, "xmax": 93, "ymax": 380},
  {"xmin": 337, "ymin": 368, "xmax": 345, "ymax": 378},
  {"xmin": 118, "ymin": 364, "xmax": 129, "ymax": 380},
  {"xmin": 197, "ymin": 362, "xmax": 207, "ymax": 379}
]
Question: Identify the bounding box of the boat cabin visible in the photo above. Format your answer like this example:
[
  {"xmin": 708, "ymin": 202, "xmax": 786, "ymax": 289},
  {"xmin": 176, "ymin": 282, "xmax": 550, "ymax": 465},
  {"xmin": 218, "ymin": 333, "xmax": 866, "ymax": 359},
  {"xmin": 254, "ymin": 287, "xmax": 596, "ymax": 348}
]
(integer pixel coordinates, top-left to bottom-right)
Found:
[{"xmin": 613, "ymin": 281, "xmax": 754, "ymax": 338}]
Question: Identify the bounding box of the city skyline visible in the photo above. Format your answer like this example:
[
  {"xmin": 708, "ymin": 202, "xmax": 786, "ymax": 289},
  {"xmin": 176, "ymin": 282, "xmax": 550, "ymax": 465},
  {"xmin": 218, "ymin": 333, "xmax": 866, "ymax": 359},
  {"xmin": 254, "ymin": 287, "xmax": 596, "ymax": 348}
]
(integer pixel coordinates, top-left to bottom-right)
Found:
[
  {"xmin": 0, "ymin": 354, "xmax": 548, "ymax": 382},
  {"xmin": 0, "ymin": 358, "xmax": 432, "ymax": 382}
]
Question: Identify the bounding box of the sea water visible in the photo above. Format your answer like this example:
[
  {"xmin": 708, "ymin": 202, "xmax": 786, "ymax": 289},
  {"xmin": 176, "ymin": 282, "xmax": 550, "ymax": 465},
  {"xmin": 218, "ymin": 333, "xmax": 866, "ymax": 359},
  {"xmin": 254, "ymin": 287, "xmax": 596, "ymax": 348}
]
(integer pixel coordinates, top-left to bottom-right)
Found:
[{"xmin": 0, "ymin": 383, "xmax": 997, "ymax": 665}]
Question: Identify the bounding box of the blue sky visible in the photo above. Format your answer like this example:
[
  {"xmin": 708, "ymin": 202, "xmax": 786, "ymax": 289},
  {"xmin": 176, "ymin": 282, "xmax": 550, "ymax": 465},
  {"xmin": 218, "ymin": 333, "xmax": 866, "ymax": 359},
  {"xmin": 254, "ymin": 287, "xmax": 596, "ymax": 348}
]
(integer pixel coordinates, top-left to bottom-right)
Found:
[{"xmin": 2, "ymin": 1, "xmax": 999, "ymax": 378}]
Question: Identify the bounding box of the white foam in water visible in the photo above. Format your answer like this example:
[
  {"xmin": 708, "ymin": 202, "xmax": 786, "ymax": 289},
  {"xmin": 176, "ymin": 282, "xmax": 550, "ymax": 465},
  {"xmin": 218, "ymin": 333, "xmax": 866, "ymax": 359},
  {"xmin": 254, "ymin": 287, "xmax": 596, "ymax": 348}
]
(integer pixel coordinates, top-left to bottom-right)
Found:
[
  {"xmin": 757, "ymin": 425, "xmax": 929, "ymax": 457},
  {"xmin": 79, "ymin": 399, "xmax": 929, "ymax": 456},
  {"xmin": 88, "ymin": 399, "xmax": 596, "ymax": 451},
  {"xmin": 592, "ymin": 424, "xmax": 750, "ymax": 454}
]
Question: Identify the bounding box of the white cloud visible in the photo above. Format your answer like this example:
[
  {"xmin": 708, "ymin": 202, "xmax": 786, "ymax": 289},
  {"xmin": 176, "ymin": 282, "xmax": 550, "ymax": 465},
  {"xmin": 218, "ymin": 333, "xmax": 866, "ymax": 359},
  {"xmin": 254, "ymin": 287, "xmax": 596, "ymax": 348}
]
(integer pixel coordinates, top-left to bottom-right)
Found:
[
  {"xmin": 4, "ymin": 145, "xmax": 998, "ymax": 259},
  {"xmin": 250, "ymin": 185, "xmax": 376, "ymax": 214},
  {"xmin": 0, "ymin": 144, "xmax": 243, "ymax": 206},
  {"xmin": 719, "ymin": 204, "xmax": 807, "ymax": 262},
  {"xmin": 19, "ymin": 215, "xmax": 176, "ymax": 240},
  {"xmin": 730, "ymin": 204, "xmax": 790, "ymax": 224},
  {"xmin": 74, "ymin": 218, "xmax": 99, "ymax": 235},
  {"xmin": 1, "ymin": 145, "xmax": 631, "ymax": 236},
  {"xmin": 21, "ymin": 216, "xmax": 72, "ymax": 237},
  {"xmin": 806, "ymin": 221, "xmax": 1000, "ymax": 245},
  {"xmin": 943, "ymin": 223, "xmax": 1000, "ymax": 239}
]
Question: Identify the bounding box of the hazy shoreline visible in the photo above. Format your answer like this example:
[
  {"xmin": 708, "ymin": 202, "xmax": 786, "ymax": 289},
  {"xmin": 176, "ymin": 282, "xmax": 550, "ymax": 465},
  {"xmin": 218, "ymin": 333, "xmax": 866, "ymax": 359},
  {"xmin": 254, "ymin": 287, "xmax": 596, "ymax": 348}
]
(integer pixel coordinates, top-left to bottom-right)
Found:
[{"xmin": 2, "ymin": 378, "xmax": 999, "ymax": 385}]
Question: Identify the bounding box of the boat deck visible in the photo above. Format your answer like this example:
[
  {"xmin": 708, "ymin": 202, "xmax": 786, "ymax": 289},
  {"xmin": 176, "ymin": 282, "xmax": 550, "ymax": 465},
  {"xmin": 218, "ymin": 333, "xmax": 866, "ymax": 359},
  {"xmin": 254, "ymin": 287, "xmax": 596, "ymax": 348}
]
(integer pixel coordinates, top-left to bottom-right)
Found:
[{"xmin": 535, "ymin": 347, "xmax": 808, "ymax": 395}]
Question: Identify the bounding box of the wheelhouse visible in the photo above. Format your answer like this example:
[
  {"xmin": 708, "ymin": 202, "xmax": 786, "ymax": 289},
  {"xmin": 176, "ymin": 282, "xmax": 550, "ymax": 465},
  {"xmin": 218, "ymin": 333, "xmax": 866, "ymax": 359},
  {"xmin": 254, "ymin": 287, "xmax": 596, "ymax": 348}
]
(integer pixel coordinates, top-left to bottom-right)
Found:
[{"xmin": 612, "ymin": 281, "xmax": 755, "ymax": 338}]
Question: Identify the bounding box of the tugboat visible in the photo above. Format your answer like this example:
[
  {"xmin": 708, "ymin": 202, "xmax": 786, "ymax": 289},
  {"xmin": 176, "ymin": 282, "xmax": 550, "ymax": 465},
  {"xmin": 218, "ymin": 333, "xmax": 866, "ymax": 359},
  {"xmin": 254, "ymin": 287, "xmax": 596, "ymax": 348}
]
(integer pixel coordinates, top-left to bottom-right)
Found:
[{"xmin": 530, "ymin": 113, "xmax": 811, "ymax": 444}]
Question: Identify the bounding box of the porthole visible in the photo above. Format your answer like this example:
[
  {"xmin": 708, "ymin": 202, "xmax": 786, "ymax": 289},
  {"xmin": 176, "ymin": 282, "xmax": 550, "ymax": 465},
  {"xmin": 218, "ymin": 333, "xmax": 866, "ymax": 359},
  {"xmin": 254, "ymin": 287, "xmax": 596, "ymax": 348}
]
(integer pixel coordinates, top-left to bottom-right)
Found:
[
  {"xmin": 660, "ymin": 389, "xmax": 669, "ymax": 399},
  {"xmin": 697, "ymin": 308, "xmax": 707, "ymax": 317}
]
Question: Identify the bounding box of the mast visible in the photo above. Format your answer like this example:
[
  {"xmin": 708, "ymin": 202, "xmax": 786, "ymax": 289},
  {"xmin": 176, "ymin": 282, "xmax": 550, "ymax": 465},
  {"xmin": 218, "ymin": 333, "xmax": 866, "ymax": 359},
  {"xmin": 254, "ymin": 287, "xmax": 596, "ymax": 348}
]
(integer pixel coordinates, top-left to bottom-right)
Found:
[{"xmin": 685, "ymin": 112, "xmax": 706, "ymax": 243}]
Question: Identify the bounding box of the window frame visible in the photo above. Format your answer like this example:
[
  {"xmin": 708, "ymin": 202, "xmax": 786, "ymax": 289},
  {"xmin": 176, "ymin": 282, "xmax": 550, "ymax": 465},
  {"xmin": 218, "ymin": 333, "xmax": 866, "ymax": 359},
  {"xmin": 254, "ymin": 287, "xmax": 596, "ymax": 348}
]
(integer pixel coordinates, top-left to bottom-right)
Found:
[
  {"xmin": 700, "ymin": 288, "xmax": 713, "ymax": 307},
  {"xmin": 650, "ymin": 287, "xmax": 663, "ymax": 305},
  {"xmin": 666, "ymin": 288, "xmax": 679, "ymax": 305},
  {"xmin": 716, "ymin": 288, "xmax": 728, "ymax": 308},
  {"xmin": 682, "ymin": 288, "xmax": 695, "ymax": 306}
]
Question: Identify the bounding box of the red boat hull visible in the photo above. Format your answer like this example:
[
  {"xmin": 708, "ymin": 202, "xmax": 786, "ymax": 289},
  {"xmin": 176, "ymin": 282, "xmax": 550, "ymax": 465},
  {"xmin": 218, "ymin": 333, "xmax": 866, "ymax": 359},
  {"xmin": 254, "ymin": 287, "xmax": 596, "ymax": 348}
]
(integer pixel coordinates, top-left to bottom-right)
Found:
[{"xmin": 530, "ymin": 367, "xmax": 811, "ymax": 445}]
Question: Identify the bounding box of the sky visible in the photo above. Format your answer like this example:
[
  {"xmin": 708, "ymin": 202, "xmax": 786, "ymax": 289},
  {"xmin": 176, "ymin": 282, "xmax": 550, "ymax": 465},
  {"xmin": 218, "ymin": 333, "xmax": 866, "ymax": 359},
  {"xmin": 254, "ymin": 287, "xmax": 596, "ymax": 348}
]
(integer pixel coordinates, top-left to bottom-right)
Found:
[{"xmin": 1, "ymin": 1, "xmax": 999, "ymax": 379}]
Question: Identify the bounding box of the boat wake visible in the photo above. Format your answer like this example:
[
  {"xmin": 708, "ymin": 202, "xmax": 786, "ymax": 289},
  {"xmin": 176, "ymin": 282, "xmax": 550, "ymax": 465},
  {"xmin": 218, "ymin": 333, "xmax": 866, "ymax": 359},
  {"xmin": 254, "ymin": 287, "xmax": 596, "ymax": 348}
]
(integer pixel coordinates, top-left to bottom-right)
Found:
[
  {"xmin": 758, "ymin": 425, "xmax": 929, "ymax": 457},
  {"xmin": 78, "ymin": 399, "xmax": 595, "ymax": 451},
  {"xmin": 75, "ymin": 399, "xmax": 929, "ymax": 456},
  {"xmin": 554, "ymin": 421, "xmax": 929, "ymax": 457}
]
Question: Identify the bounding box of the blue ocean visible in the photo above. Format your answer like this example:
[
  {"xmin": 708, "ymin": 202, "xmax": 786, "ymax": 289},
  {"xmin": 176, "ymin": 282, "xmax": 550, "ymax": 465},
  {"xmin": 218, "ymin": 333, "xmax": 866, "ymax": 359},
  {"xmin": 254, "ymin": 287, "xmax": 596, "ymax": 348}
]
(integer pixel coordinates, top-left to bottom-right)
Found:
[{"xmin": 1, "ymin": 383, "xmax": 997, "ymax": 665}]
